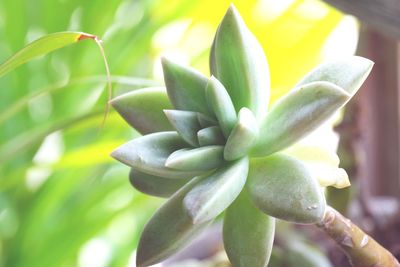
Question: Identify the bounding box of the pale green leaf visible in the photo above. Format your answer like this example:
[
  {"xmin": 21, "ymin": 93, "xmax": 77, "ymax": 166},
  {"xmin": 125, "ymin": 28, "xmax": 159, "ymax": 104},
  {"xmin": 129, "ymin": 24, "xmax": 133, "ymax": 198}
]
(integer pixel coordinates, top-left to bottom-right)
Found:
[
  {"xmin": 162, "ymin": 57, "xmax": 212, "ymax": 116},
  {"xmin": 224, "ymin": 107, "xmax": 258, "ymax": 161},
  {"xmin": 129, "ymin": 168, "xmax": 191, "ymax": 198},
  {"xmin": 165, "ymin": 146, "xmax": 224, "ymax": 172},
  {"xmin": 183, "ymin": 157, "xmax": 249, "ymax": 224},
  {"xmin": 224, "ymin": 190, "xmax": 275, "ymax": 267},
  {"xmin": 164, "ymin": 110, "xmax": 201, "ymax": 146},
  {"xmin": 197, "ymin": 126, "xmax": 225, "ymax": 146},
  {"xmin": 205, "ymin": 76, "xmax": 237, "ymax": 137},
  {"xmin": 247, "ymin": 154, "xmax": 326, "ymax": 224},
  {"xmin": 210, "ymin": 4, "xmax": 270, "ymax": 119},
  {"xmin": 251, "ymin": 81, "xmax": 350, "ymax": 157},
  {"xmin": 110, "ymin": 87, "xmax": 174, "ymax": 134},
  {"xmin": 136, "ymin": 177, "xmax": 212, "ymax": 267},
  {"xmin": 296, "ymin": 56, "xmax": 373, "ymax": 97},
  {"xmin": 111, "ymin": 132, "xmax": 200, "ymax": 179}
]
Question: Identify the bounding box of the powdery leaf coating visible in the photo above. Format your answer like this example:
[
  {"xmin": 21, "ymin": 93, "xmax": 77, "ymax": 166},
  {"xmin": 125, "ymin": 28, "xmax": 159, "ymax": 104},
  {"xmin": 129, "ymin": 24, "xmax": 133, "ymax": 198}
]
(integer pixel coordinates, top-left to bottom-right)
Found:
[
  {"xmin": 247, "ymin": 154, "xmax": 326, "ymax": 224},
  {"xmin": 110, "ymin": 87, "xmax": 174, "ymax": 134}
]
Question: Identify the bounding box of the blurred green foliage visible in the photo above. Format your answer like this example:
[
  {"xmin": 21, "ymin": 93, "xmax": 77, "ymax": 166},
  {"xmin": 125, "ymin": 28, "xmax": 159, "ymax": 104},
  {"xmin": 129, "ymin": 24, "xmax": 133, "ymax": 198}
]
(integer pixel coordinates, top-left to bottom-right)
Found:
[{"xmin": 0, "ymin": 0, "xmax": 347, "ymax": 266}]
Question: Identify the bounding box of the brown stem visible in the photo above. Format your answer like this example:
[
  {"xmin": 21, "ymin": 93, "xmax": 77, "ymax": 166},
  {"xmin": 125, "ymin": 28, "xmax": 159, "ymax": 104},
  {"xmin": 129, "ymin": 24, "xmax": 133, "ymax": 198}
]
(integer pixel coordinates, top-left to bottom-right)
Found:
[{"xmin": 317, "ymin": 206, "xmax": 399, "ymax": 267}]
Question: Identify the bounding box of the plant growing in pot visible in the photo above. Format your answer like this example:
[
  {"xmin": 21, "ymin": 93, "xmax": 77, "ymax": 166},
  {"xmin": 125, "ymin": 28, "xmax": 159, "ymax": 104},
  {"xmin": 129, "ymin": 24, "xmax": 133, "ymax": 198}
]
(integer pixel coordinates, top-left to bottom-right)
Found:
[{"xmin": 110, "ymin": 4, "xmax": 399, "ymax": 267}]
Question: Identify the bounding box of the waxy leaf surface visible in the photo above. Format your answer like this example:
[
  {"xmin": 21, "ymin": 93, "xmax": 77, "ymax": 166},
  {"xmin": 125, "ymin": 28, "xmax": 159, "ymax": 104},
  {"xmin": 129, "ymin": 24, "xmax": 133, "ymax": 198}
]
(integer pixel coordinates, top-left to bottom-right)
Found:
[
  {"xmin": 224, "ymin": 190, "xmax": 275, "ymax": 267},
  {"xmin": 164, "ymin": 110, "xmax": 201, "ymax": 146},
  {"xmin": 110, "ymin": 87, "xmax": 173, "ymax": 134},
  {"xmin": 111, "ymin": 132, "xmax": 200, "ymax": 179},
  {"xmin": 129, "ymin": 168, "xmax": 190, "ymax": 198},
  {"xmin": 206, "ymin": 76, "xmax": 237, "ymax": 137},
  {"xmin": 136, "ymin": 178, "xmax": 212, "ymax": 267},
  {"xmin": 162, "ymin": 58, "xmax": 212, "ymax": 116},
  {"xmin": 183, "ymin": 157, "xmax": 249, "ymax": 224},
  {"xmin": 165, "ymin": 146, "xmax": 224, "ymax": 172},
  {"xmin": 210, "ymin": 5, "xmax": 270, "ymax": 119},
  {"xmin": 247, "ymin": 154, "xmax": 326, "ymax": 224},
  {"xmin": 296, "ymin": 56, "xmax": 373, "ymax": 97},
  {"xmin": 252, "ymin": 81, "xmax": 349, "ymax": 157}
]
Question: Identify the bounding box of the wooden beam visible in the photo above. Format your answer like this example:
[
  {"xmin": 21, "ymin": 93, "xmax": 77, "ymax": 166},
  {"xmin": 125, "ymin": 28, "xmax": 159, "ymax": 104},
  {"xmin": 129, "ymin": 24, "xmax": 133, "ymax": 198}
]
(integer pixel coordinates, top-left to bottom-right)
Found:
[{"xmin": 323, "ymin": 0, "xmax": 400, "ymax": 39}]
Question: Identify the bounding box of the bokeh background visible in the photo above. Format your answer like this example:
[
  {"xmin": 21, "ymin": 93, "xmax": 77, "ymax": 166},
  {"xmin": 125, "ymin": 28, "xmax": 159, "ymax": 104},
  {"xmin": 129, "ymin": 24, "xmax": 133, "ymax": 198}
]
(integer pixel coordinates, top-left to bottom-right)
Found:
[{"xmin": 0, "ymin": 0, "xmax": 399, "ymax": 266}]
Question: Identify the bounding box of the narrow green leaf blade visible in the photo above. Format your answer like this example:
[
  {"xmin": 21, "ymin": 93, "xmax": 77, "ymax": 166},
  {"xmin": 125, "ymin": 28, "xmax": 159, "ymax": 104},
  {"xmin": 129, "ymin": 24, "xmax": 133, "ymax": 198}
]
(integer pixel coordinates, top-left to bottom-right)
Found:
[
  {"xmin": 224, "ymin": 190, "xmax": 275, "ymax": 267},
  {"xmin": 129, "ymin": 168, "xmax": 191, "ymax": 198},
  {"xmin": 165, "ymin": 146, "xmax": 224, "ymax": 172},
  {"xmin": 111, "ymin": 132, "xmax": 199, "ymax": 179},
  {"xmin": 224, "ymin": 107, "xmax": 258, "ymax": 161},
  {"xmin": 110, "ymin": 87, "xmax": 174, "ymax": 134},
  {"xmin": 164, "ymin": 110, "xmax": 201, "ymax": 146},
  {"xmin": 206, "ymin": 76, "xmax": 237, "ymax": 137},
  {"xmin": 136, "ymin": 177, "xmax": 212, "ymax": 267},
  {"xmin": 252, "ymin": 81, "xmax": 350, "ymax": 157},
  {"xmin": 211, "ymin": 4, "xmax": 270, "ymax": 119},
  {"xmin": 296, "ymin": 56, "xmax": 373, "ymax": 97},
  {"xmin": 183, "ymin": 157, "xmax": 249, "ymax": 224},
  {"xmin": 162, "ymin": 58, "xmax": 212, "ymax": 116},
  {"xmin": 0, "ymin": 31, "xmax": 95, "ymax": 78},
  {"xmin": 247, "ymin": 154, "xmax": 326, "ymax": 224}
]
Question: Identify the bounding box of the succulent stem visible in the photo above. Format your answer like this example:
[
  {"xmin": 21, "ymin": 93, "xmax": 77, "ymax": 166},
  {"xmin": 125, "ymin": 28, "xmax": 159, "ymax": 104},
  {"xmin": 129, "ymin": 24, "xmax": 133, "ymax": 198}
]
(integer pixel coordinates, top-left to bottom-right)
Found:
[{"xmin": 317, "ymin": 206, "xmax": 399, "ymax": 267}]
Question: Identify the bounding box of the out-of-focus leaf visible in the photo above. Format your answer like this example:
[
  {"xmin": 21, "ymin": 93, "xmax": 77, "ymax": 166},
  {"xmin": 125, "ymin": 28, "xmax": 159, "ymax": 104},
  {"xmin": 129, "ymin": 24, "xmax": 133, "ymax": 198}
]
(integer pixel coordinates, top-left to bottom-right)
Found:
[
  {"xmin": 247, "ymin": 154, "xmax": 326, "ymax": 224},
  {"xmin": 162, "ymin": 58, "xmax": 212, "ymax": 116},
  {"xmin": 296, "ymin": 56, "xmax": 373, "ymax": 97},
  {"xmin": 129, "ymin": 168, "xmax": 190, "ymax": 198},
  {"xmin": 205, "ymin": 76, "xmax": 237, "ymax": 137},
  {"xmin": 252, "ymin": 81, "xmax": 349, "ymax": 157},
  {"xmin": 165, "ymin": 146, "xmax": 224, "ymax": 171},
  {"xmin": 164, "ymin": 110, "xmax": 202, "ymax": 146},
  {"xmin": 211, "ymin": 5, "xmax": 270, "ymax": 119},
  {"xmin": 224, "ymin": 107, "xmax": 258, "ymax": 161},
  {"xmin": 224, "ymin": 190, "xmax": 275, "ymax": 267},
  {"xmin": 0, "ymin": 32, "xmax": 95, "ymax": 78},
  {"xmin": 136, "ymin": 177, "xmax": 212, "ymax": 267},
  {"xmin": 183, "ymin": 156, "xmax": 248, "ymax": 224},
  {"xmin": 284, "ymin": 144, "xmax": 350, "ymax": 188},
  {"xmin": 111, "ymin": 132, "xmax": 201, "ymax": 179},
  {"xmin": 110, "ymin": 87, "xmax": 174, "ymax": 134}
]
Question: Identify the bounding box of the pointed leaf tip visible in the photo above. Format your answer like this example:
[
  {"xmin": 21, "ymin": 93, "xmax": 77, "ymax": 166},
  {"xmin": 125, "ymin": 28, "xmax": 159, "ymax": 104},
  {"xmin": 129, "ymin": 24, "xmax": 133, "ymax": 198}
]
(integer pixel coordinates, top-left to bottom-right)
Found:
[
  {"xmin": 211, "ymin": 5, "xmax": 270, "ymax": 119},
  {"xmin": 110, "ymin": 87, "xmax": 174, "ymax": 134},
  {"xmin": 183, "ymin": 157, "xmax": 249, "ymax": 224},
  {"xmin": 162, "ymin": 58, "xmax": 212, "ymax": 116}
]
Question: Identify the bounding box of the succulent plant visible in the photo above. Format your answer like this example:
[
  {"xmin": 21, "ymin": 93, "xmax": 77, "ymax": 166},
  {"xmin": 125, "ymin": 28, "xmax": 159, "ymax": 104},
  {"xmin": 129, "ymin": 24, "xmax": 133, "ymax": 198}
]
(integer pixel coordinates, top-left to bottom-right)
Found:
[{"xmin": 111, "ymin": 4, "xmax": 373, "ymax": 267}]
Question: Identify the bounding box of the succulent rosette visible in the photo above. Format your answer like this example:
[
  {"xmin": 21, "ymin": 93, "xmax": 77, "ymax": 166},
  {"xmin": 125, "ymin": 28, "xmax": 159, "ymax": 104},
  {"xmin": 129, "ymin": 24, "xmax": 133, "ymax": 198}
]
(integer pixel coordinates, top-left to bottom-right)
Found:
[{"xmin": 111, "ymin": 5, "xmax": 373, "ymax": 267}]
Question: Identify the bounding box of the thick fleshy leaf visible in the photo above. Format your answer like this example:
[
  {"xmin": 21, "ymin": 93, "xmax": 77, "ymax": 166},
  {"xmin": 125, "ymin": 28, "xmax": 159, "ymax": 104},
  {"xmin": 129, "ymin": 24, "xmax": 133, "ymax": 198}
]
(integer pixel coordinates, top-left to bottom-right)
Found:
[
  {"xmin": 296, "ymin": 56, "xmax": 373, "ymax": 97},
  {"xmin": 247, "ymin": 154, "xmax": 326, "ymax": 224},
  {"xmin": 162, "ymin": 57, "xmax": 212, "ymax": 116},
  {"xmin": 164, "ymin": 110, "xmax": 201, "ymax": 146},
  {"xmin": 165, "ymin": 146, "xmax": 224, "ymax": 172},
  {"xmin": 210, "ymin": 4, "xmax": 270, "ymax": 119},
  {"xmin": 251, "ymin": 81, "xmax": 350, "ymax": 157},
  {"xmin": 129, "ymin": 168, "xmax": 190, "ymax": 198},
  {"xmin": 183, "ymin": 157, "xmax": 249, "ymax": 224},
  {"xmin": 224, "ymin": 107, "xmax": 258, "ymax": 161},
  {"xmin": 284, "ymin": 144, "xmax": 350, "ymax": 188},
  {"xmin": 110, "ymin": 87, "xmax": 173, "ymax": 134},
  {"xmin": 223, "ymin": 190, "xmax": 275, "ymax": 267},
  {"xmin": 197, "ymin": 113, "xmax": 217, "ymax": 128},
  {"xmin": 0, "ymin": 32, "xmax": 95, "ymax": 78},
  {"xmin": 111, "ymin": 132, "xmax": 199, "ymax": 179},
  {"xmin": 205, "ymin": 76, "xmax": 237, "ymax": 137},
  {"xmin": 136, "ymin": 177, "xmax": 212, "ymax": 267},
  {"xmin": 197, "ymin": 126, "xmax": 225, "ymax": 146}
]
